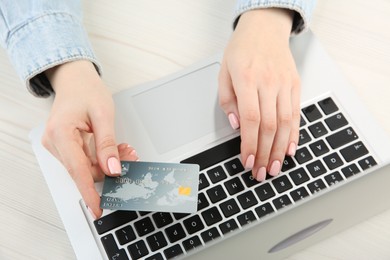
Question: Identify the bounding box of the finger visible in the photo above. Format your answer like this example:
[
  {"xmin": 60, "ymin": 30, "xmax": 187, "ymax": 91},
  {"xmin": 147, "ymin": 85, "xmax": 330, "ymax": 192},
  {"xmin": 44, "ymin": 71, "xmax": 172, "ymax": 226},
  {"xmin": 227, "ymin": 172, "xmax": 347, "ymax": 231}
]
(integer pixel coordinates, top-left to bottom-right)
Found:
[
  {"xmin": 287, "ymin": 79, "xmax": 301, "ymax": 156},
  {"xmin": 218, "ymin": 59, "xmax": 240, "ymax": 130},
  {"xmin": 56, "ymin": 137, "xmax": 102, "ymax": 219},
  {"xmin": 268, "ymin": 88, "xmax": 293, "ymax": 176},
  {"xmin": 118, "ymin": 143, "xmax": 139, "ymax": 161},
  {"xmin": 253, "ymin": 88, "xmax": 277, "ymax": 180},
  {"xmin": 234, "ymin": 79, "xmax": 260, "ymax": 171},
  {"xmin": 90, "ymin": 104, "xmax": 121, "ymax": 176}
]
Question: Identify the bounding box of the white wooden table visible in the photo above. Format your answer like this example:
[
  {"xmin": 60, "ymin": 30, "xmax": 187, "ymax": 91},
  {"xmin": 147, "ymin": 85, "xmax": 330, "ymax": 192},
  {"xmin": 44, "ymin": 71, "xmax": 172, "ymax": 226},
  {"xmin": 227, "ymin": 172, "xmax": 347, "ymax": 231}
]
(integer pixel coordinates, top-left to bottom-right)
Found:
[{"xmin": 1, "ymin": 1, "xmax": 390, "ymax": 259}]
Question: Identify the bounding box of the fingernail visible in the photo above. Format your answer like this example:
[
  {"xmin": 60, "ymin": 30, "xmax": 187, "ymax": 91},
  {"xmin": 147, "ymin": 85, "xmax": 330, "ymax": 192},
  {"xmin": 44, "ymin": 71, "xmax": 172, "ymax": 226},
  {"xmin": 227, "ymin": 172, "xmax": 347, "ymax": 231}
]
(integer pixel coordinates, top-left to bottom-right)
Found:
[
  {"xmin": 130, "ymin": 150, "xmax": 137, "ymax": 156},
  {"xmin": 228, "ymin": 113, "xmax": 240, "ymax": 130},
  {"xmin": 245, "ymin": 154, "xmax": 255, "ymax": 170},
  {"xmin": 269, "ymin": 160, "xmax": 281, "ymax": 176},
  {"xmin": 288, "ymin": 142, "xmax": 296, "ymax": 156},
  {"xmin": 108, "ymin": 157, "xmax": 122, "ymax": 174},
  {"xmin": 256, "ymin": 167, "xmax": 267, "ymax": 182},
  {"xmin": 88, "ymin": 207, "xmax": 97, "ymax": 220}
]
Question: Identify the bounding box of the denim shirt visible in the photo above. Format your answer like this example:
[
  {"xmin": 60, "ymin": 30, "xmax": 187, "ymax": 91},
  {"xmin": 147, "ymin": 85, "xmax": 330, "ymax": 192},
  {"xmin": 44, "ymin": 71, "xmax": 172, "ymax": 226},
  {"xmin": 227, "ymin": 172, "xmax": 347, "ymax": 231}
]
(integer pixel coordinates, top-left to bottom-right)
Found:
[{"xmin": 0, "ymin": 0, "xmax": 316, "ymax": 97}]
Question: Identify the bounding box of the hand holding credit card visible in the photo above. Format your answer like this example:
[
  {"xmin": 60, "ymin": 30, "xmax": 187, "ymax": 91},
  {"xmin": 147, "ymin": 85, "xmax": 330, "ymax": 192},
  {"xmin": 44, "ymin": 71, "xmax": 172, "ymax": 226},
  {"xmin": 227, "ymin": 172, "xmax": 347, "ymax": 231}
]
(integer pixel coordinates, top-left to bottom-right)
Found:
[{"xmin": 100, "ymin": 161, "xmax": 200, "ymax": 213}]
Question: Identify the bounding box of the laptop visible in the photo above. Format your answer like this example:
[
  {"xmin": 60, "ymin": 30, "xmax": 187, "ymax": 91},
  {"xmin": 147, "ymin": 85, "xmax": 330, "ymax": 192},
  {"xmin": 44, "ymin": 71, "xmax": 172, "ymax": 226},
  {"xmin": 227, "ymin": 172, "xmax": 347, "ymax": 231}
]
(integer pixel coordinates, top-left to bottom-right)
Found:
[{"xmin": 29, "ymin": 31, "xmax": 390, "ymax": 260}]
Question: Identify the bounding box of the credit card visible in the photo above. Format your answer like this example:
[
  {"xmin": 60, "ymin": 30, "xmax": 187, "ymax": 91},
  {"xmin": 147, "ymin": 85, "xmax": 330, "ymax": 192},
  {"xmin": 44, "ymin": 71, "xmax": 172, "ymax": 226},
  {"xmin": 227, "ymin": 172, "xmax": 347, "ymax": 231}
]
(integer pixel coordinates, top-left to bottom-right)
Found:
[{"xmin": 100, "ymin": 161, "xmax": 200, "ymax": 213}]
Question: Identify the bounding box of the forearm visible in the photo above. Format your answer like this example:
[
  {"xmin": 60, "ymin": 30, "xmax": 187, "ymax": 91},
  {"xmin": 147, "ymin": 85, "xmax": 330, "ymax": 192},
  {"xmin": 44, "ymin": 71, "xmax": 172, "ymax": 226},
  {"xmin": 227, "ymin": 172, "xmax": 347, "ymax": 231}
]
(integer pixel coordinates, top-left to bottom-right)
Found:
[
  {"xmin": 45, "ymin": 61, "xmax": 103, "ymax": 96},
  {"xmin": 0, "ymin": 0, "xmax": 101, "ymax": 97},
  {"xmin": 236, "ymin": 8, "xmax": 294, "ymax": 45}
]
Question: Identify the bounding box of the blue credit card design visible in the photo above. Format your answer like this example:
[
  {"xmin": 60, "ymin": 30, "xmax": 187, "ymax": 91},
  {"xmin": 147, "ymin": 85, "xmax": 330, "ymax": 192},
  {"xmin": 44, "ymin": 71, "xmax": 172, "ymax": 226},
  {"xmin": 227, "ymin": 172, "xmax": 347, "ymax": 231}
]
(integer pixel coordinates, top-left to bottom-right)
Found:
[{"xmin": 100, "ymin": 161, "xmax": 200, "ymax": 213}]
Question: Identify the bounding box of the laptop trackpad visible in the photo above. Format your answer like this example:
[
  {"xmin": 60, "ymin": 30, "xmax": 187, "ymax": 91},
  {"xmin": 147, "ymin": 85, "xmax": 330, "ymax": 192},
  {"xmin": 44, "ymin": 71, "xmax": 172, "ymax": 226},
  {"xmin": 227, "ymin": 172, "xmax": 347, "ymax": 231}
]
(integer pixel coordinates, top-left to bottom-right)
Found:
[{"xmin": 131, "ymin": 63, "xmax": 229, "ymax": 154}]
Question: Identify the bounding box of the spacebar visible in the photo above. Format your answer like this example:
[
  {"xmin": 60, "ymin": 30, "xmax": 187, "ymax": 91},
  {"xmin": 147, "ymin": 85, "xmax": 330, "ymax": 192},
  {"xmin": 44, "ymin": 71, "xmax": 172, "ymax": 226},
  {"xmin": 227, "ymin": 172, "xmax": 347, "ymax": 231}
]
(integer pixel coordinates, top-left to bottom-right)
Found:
[{"xmin": 181, "ymin": 136, "xmax": 241, "ymax": 171}]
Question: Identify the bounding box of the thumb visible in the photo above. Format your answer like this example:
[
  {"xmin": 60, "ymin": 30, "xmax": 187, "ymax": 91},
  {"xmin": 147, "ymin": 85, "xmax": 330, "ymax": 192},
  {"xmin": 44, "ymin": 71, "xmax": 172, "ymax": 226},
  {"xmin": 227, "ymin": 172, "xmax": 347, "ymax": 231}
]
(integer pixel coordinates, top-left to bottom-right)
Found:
[
  {"xmin": 96, "ymin": 132, "xmax": 121, "ymax": 175},
  {"xmin": 92, "ymin": 110, "xmax": 121, "ymax": 176}
]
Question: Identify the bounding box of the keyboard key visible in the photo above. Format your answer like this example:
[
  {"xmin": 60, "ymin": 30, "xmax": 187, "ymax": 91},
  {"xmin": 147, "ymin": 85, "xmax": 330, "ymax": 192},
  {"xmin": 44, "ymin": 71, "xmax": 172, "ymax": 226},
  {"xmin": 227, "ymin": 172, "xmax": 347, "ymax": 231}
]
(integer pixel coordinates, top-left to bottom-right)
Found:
[
  {"xmin": 101, "ymin": 234, "xmax": 129, "ymax": 260},
  {"xmin": 173, "ymin": 213, "xmax": 190, "ymax": 220},
  {"xmin": 202, "ymin": 207, "xmax": 223, "ymax": 226},
  {"xmin": 201, "ymin": 227, "xmax": 221, "ymax": 243},
  {"xmin": 115, "ymin": 225, "xmax": 136, "ymax": 245},
  {"xmin": 163, "ymin": 244, "xmax": 183, "ymax": 259},
  {"xmin": 323, "ymin": 152, "xmax": 344, "ymax": 170},
  {"xmin": 340, "ymin": 141, "xmax": 369, "ymax": 162},
  {"xmin": 308, "ymin": 121, "xmax": 328, "ymax": 138},
  {"xmin": 295, "ymin": 147, "xmax": 313, "ymax": 164},
  {"xmin": 306, "ymin": 160, "xmax": 327, "ymax": 177},
  {"xmin": 254, "ymin": 183, "xmax": 276, "ymax": 201},
  {"xmin": 298, "ymin": 129, "xmax": 312, "ymax": 146},
  {"xmin": 206, "ymin": 185, "xmax": 227, "ymax": 203},
  {"xmin": 318, "ymin": 97, "xmax": 338, "ymax": 115},
  {"xmin": 290, "ymin": 187, "xmax": 310, "ymax": 202},
  {"xmin": 198, "ymin": 173, "xmax": 210, "ymax": 191},
  {"xmin": 255, "ymin": 203, "xmax": 275, "ymax": 219},
  {"xmin": 207, "ymin": 165, "xmax": 227, "ymax": 184},
  {"xmin": 309, "ymin": 139, "xmax": 330, "ymax": 157},
  {"xmin": 146, "ymin": 231, "xmax": 168, "ymax": 252},
  {"xmin": 224, "ymin": 158, "xmax": 244, "ymax": 176},
  {"xmin": 341, "ymin": 164, "xmax": 360, "ymax": 178},
  {"xmin": 197, "ymin": 192, "xmax": 210, "ymax": 211},
  {"xmin": 289, "ymin": 168, "xmax": 310, "ymax": 185},
  {"xmin": 182, "ymin": 236, "xmax": 202, "ymax": 252},
  {"xmin": 152, "ymin": 212, "xmax": 173, "ymax": 228},
  {"xmin": 145, "ymin": 253, "xmax": 164, "ymax": 260},
  {"xmin": 165, "ymin": 223, "xmax": 186, "ymax": 243},
  {"xmin": 300, "ymin": 115, "xmax": 307, "ymax": 127},
  {"xmin": 281, "ymin": 156, "xmax": 296, "ymax": 172},
  {"xmin": 237, "ymin": 190, "xmax": 258, "ymax": 209},
  {"xmin": 224, "ymin": 177, "xmax": 245, "ymax": 195},
  {"xmin": 220, "ymin": 198, "xmax": 240, "ymax": 218},
  {"xmin": 183, "ymin": 215, "xmax": 205, "ymax": 234},
  {"xmin": 94, "ymin": 210, "xmax": 138, "ymax": 235},
  {"xmin": 241, "ymin": 171, "xmax": 260, "ymax": 188},
  {"xmin": 325, "ymin": 113, "xmax": 348, "ymax": 131},
  {"xmin": 326, "ymin": 127, "xmax": 358, "ymax": 149},
  {"xmin": 324, "ymin": 171, "xmax": 344, "ymax": 186},
  {"xmin": 139, "ymin": 211, "xmax": 151, "ymax": 216},
  {"xmin": 128, "ymin": 240, "xmax": 149, "ymax": 260},
  {"xmin": 272, "ymin": 195, "xmax": 292, "ymax": 210},
  {"xmin": 307, "ymin": 179, "xmax": 327, "ymax": 194},
  {"xmin": 219, "ymin": 219, "xmax": 239, "ymax": 234},
  {"xmin": 272, "ymin": 175, "xmax": 293, "ymax": 193},
  {"xmin": 358, "ymin": 156, "xmax": 377, "ymax": 170},
  {"xmin": 134, "ymin": 217, "xmax": 155, "ymax": 237},
  {"xmin": 237, "ymin": 211, "xmax": 257, "ymax": 226},
  {"xmin": 181, "ymin": 136, "xmax": 240, "ymax": 170},
  {"xmin": 302, "ymin": 104, "xmax": 322, "ymax": 122}
]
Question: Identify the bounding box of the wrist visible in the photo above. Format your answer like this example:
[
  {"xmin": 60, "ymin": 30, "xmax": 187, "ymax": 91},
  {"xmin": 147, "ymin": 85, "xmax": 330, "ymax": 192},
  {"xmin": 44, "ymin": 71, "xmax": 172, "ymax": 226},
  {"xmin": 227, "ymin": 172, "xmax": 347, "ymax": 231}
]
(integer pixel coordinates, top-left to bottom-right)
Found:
[
  {"xmin": 236, "ymin": 8, "xmax": 294, "ymax": 43},
  {"xmin": 45, "ymin": 60, "xmax": 103, "ymax": 95}
]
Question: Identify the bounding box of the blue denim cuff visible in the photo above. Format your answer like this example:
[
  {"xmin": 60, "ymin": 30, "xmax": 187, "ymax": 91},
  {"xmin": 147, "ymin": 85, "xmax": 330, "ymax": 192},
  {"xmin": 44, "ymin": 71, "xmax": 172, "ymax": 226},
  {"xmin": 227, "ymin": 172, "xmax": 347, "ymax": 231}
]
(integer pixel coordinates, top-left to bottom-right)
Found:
[
  {"xmin": 234, "ymin": 0, "xmax": 317, "ymax": 34},
  {"xmin": 5, "ymin": 12, "xmax": 101, "ymax": 97}
]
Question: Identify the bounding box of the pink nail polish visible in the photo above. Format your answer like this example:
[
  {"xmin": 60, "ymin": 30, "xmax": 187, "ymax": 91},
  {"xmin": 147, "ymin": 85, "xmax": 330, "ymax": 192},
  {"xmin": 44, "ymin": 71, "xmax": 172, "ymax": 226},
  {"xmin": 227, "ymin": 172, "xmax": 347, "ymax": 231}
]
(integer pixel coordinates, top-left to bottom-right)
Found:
[
  {"xmin": 108, "ymin": 157, "xmax": 121, "ymax": 174},
  {"xmin": 228, "ymin": 113, "xmax": 240, "ymax": 130},
  {"xmin": 88, "ymin": 207, "xmax": 97, "ymax": 220},
  {"xmin": 269, "ymin": 160, "xmax": 281, "ymax": 176},
  {"xmin": 245, "ymin": 154, "xmax": 255, "ymax": 170},
  {"xmin": 256, "ymin": 167, "xmax": 267, "ymax": 182},
  {"xmin": 288, "ymin": 142, "xmax": 297, "ymax": 156}
]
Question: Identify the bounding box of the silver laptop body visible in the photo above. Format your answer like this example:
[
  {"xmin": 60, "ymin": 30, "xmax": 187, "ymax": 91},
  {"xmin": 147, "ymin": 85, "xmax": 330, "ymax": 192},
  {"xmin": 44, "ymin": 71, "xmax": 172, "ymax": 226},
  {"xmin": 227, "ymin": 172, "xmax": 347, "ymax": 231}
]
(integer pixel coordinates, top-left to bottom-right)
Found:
[{"xmin": 30, "ymin": 31, "xmax": 390, "ymax": 260}]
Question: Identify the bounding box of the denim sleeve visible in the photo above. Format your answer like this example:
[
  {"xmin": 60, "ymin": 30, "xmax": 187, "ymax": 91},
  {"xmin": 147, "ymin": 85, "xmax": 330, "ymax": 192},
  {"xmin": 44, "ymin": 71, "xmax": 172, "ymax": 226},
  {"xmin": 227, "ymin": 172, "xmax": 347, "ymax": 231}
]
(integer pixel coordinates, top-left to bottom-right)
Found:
[
  {"xmin": 0, "ymin": 0, "xmax": 101, "ymax": 97},
  {"xmin": 234, "ymin": 0, "xmax": 317, "ymax": 34}
]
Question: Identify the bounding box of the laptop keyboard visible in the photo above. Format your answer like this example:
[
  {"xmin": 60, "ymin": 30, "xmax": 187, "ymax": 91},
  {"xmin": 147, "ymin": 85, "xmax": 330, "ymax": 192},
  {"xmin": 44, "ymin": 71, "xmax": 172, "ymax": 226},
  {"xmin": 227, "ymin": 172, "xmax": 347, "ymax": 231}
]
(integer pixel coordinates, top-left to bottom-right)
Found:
[{"xmin": 90, "ymin": 96, "xmax": 377, "ymax": 260}]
